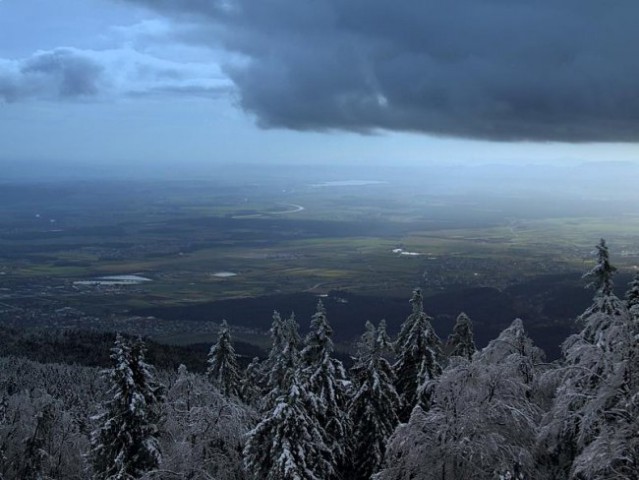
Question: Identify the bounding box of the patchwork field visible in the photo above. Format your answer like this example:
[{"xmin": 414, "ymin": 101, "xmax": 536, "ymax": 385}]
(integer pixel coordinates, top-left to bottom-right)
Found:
[{"xmin": 2, "ymin": 163, "xmax": 639, "ymax": 358}]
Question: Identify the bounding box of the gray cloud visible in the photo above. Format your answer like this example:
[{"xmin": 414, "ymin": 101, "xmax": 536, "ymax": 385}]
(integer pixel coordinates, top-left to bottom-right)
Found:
[
  {"xmin": 122, "ymin": 0, "xmax": 639, "ymax": 142},
  {"xmin": 0, "ymin": 49, "xmax": 104, "ymax": 102},
  {"xmin": 0, "ymin": 47, "xmax": 230, "ymax": 102}
]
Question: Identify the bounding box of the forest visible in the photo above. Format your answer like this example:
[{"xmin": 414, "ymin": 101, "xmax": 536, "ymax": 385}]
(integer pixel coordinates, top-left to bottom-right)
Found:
[{"xmin": 1, "ymin": 238, "xmax": 638, "ymax": 480}]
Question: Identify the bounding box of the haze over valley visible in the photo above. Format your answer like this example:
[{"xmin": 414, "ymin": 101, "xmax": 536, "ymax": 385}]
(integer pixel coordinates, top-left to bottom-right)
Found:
[{"xmin": 2, "ymin": 161, "xmax": 639, "ymax": 359}]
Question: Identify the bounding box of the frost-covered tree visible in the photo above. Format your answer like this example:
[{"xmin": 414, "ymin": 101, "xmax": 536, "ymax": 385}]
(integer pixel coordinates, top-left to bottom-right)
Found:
[
  {"xmin": 90, "ymin": 335, "xmax": 164, "ymax": 480},
  {"xmin": 163, "ymin": 364, "xmax": 254, "ymax": 480},
  {"xmin": 447, "ymin": 312, "xmax": 476, "ymax": 361},
  {"xmin": 240, "ymin": 357, "xmax": 263, "ymax": 408},
  {"xmin": 583, "ymin": 239, "xmax": 616, "ymax": 297},
  {"xmin": 377, "ymin": 319, "xmax": 544, "ymax": 480},
  {"xmin": 540, "ymin": 240, "xmax": 636, "ymax": 479},
  {"xmin": 394, "ymin": 288, "xmax": 443, "ymax": 419},
  {"xmin": 624, "ymin": 272, "xmax": 639, "ymax": 324},
  {"xmin": 243, "ymin": 372, "xmax": 335, "ymax": 480},
  {"xmin": 300, "ymin": 300, "xmax": 350, "ymax": 476},
  {"xmin": 376, "ymin": 318, "xmax": 394, "ymax": 354},
  {"xmin": 207, "ymin": 320, "xmax": 242, "ymax": 399},
  {"xmin": 0, "ymin": 357, "xmax": 102, "ymax": 480},
  {"xmin": 348, "ymin": 321, "xmax": 401, "ymax": 480},
  {"xmin": 570, "ymin": 366, "xmax": 639, "ymax": 480},
  {"xmin": 264, "ymin": 312, "xmax": 301, "ymax": 408},
  {"xmin": 20, "ymin": 403, "xmax": 55, "ymax": 480},
  {"xmin": 477, "ymin": 318, "xmax": 545, "ymax": 386}
]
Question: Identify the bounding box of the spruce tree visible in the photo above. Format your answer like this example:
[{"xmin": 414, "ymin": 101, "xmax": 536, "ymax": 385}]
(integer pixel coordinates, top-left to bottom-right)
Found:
[
  {"xmin": 583, "ymin": 238, "xmax": 616, "ymax": 297},
  {"xmin": 240, "ymin": 357, "xmax": 263, "ymax": 408},
  {"xmin": 376, "ymin": 318, "xmax": 394, "ymax": 354},
  {"xmin": 264, "ymin": 312, "xmax": 301, "ymax": 408},
  {"xmin": 243, "ymin": 372, "xmax": 335, "ymax": 480},
  {"xmin": 447, "ymin": 312, "xmax": 476, "ymax": 361},
  {"xmin": 578, "ymin": 239, "xmax": 627, "ymax": 343},
  {"xmin": 300, "ymin": 300, "xmax": 350, "ymax": 477},
  {"xmin": 541, "ymin": 240, "xmax": 634, "ymax": 478},
  {"xmin": 348, "ymin": 321, "xmax": 401, "ymax": 480},
  {"xmin": 207, "ymin": 320, "xmax": 242, "ymax": 399},
  {"xmin": 394, "ymin": 288, "xmax": 443, "ymax": 419},
  {"xmin": 90, "ymin": 335, "xmax": 163, "ymax": 480}
]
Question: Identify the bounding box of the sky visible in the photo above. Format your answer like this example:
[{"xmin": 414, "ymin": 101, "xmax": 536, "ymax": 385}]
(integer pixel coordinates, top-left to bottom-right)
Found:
[{"xmin": 1, "ymin": 0, "xmax": 638, "ymax": 169}]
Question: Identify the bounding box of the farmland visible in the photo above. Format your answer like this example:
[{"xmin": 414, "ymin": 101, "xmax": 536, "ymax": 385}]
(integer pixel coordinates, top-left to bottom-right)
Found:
[{"xmin": 1, "ymin": 162, "xmax": 639, "ymax": 358}]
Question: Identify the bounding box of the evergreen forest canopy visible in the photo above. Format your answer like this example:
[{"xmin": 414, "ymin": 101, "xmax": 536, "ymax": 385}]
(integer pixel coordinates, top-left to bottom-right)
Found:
[{"xmin": 1, "ymin": 239, "xmax": 639, "ymax": 479}]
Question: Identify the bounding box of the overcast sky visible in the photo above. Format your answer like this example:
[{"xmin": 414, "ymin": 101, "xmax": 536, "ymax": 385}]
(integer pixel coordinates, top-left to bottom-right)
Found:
[{"xmin": 1, "ymin": 0, "xmax": 638, "ymax": 169}]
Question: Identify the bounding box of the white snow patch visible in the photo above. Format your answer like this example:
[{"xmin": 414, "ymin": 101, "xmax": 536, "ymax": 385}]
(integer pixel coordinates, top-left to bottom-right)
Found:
[
  {"xmin": 212, "ymin": 271, "xmax": 237, "ymax": 278},
  {"xmin": 392, "ymin": 248, "xmax": 421, "ymax": 256},
  {"xmin": 74, "ymin": 275, "xmax": 152, "ymax": 286}
]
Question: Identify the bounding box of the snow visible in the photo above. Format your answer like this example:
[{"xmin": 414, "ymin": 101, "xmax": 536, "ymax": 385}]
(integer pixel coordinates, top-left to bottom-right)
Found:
[{"xmin": 212, "ymin": 271, "xmax": 238, "ymax": 278}]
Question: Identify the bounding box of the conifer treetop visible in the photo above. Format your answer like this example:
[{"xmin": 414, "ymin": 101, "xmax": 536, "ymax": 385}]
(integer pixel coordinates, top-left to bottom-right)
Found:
[
  {"xmin": 90, "ymin": 335, "xmax": 163, "ymax": 480},
  {"xmin": 625, "ymin": 272, "xmax": 639, "ymax": 312},
  {"xmin": 447, "ymin": 312, "xmax": 476, "ymax": 361},
  {"xmin": 583, "ymin": 238, "xmax": 616, "ymax": 296},
  {"xmin": 207, "ymin": 320, "xmax": 242, "ymax": 399}
]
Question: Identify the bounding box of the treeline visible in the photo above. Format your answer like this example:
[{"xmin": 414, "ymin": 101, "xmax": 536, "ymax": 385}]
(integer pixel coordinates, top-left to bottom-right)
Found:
[
  {"xmin": 2, "ymin": 239, "xmax": 639, "ymax": 479},
  {"xmin": 0, "ymin": 328, "xmax": 262, "ymax": 372}
]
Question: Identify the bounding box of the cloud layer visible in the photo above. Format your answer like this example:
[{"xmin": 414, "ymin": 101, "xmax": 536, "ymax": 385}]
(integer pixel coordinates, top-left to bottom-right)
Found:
[
  {"xmin": 122, "ymin": 0, "xmax": 639, "ymax": 142},
  {"xmin": 0, "ymin": 46, "xmax": 230, "ymax": 102}
]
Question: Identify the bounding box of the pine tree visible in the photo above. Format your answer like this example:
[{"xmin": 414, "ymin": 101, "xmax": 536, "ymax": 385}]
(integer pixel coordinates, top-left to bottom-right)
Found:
[
  {"xmin": 90, "ymin": 335, "xmax": 164, "ymax": 480},
  {"xmin": 299, "ymin": 300, "xmax": 350, "ymax": 477},
  {"xmin": 207, "ymin": 320, "xmax": 242, "ymax": 399},
  {"xmin": 348, "ymin": 321, "xmax": 401, "ymax": 480},
  {"xmin": 243, "ymin": 372, "xmax": 335, "ymax": 480},
  {"xmin": 393, "ymin": 288, "xmax": 443, "ymax": 419},
  {"xmin": 447, "ymin": 312, "xmax": 476, "ymax": 361}
]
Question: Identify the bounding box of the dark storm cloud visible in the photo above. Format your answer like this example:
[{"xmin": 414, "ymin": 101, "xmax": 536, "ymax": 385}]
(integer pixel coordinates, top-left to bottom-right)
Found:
[{"xmin": 122, "ymin": 0, "xmax": 639, "ymax": 142}]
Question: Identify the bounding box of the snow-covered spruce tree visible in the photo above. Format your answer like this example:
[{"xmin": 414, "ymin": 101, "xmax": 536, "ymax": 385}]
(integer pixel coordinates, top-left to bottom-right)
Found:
[
  {"xmin": 376, "ymin": 318, "xmax": 394, "ymax": 355},
  {"xmin": 377, "ymin": 319, "xmax": 544, "ymax": 480},
  {"xmin": 299, "ymin": 300, "xmax": 350, "ymax": 477},
  {"xmin": 447, "ymin": 312, "xmax": 476, "ymax": 361},
  {"xmin": 90, "ymin": 335, "xmax": 164, "ymax": 480},
  {"xmin": 539, "ymin": 240, "xmax": 635, "ymax": 479},
  {"xmin": 348, "ymin": 321, "xmax": 401, "ymax": 480},
  {"xmin": 578, "ymin": 238, "xmax": 627, "ymax": 343},
  {"xmin": 393, "ymin": 288, "xmax": 443, "ymax": 419},
  {"xmin": 570, "ymin": 358, "xmax": 639, "ymax": 480},
  {"xmin": 240, "ymin": 357, "xmax": 263, "ymax": 408},
  {"xmin": 566, "ymin": 247, "xmax": 639, "ymax": 480},
  {"xmin": 263, "ymin": 312, "xmax": 301, "ymax": 409},
  {"xmin": 207, "ymin": 320, "xmax": 242, "ymax": 399},
  {"xmin": 243, "ymin": 372, "xmax": 335, "ymax": 480}
]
